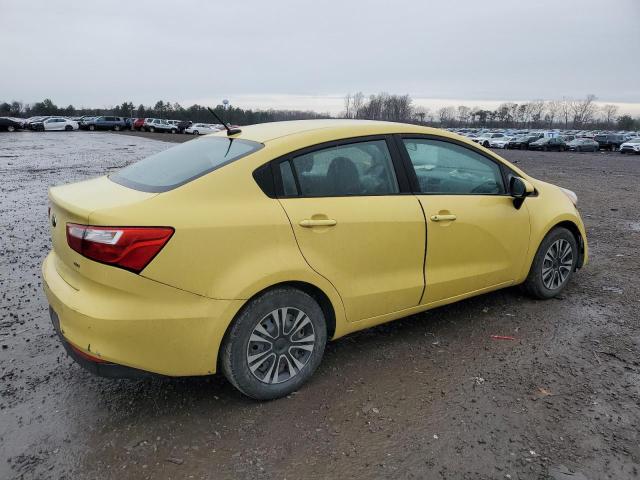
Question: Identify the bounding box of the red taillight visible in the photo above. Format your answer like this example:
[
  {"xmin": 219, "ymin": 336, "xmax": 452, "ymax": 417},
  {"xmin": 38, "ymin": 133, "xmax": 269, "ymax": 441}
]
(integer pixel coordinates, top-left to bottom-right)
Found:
[{"xmin": 66, "ymin": 224, "xmax": 174, "ymax": 273}]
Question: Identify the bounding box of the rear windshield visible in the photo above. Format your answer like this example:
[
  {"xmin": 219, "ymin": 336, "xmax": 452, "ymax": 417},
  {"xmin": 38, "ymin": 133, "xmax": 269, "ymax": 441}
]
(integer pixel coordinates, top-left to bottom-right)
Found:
[{"xmin": 110, "ymin": 136, "xmax": 263, "ymax": 192}]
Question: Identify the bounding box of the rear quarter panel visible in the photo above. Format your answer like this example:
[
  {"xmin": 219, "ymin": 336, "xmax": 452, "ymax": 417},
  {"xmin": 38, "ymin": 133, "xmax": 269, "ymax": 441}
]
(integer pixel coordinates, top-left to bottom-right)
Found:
[{"xmin": 88, "ymin": 146, "xmax": 348, "ymax": 335}]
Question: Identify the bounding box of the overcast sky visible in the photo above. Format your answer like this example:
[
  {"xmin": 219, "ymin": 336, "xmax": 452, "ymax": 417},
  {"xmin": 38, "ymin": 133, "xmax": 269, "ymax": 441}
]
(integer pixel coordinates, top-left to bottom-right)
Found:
[{"xmin": 2, "ymin": 0, "xmax": 639, "ymax": 114}]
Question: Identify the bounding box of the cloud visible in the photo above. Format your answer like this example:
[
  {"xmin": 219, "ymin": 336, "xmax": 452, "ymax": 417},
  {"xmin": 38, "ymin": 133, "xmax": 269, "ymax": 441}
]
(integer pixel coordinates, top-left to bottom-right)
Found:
[{"xmin": 1, "ymin": 0, "xmax": 638, "ymax": 112}]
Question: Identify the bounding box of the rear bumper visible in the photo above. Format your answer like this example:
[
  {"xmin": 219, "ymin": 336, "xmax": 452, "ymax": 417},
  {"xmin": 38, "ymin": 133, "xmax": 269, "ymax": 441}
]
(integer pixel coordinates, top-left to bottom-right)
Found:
[
  {"xmin": 42, "ymin": 252, "xmax": 243, "ymax": 377},
  {"xmin": 49, "ymin": 307, "xmax": 155, "ymax": 378}
]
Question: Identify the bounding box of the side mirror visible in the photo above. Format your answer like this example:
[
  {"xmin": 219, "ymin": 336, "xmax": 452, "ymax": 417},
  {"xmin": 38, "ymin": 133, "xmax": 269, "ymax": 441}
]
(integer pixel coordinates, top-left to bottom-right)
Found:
[{"xmin": 510, "ymin": 177, "xmax": 534, "ymax": 209}]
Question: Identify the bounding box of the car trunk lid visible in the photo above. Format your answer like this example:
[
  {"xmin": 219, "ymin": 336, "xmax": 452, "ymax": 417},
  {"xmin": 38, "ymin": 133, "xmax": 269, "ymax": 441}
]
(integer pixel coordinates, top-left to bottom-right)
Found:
[{"xmin": 48, "ymin": 176, "xmax": 157, "ymax": 288}]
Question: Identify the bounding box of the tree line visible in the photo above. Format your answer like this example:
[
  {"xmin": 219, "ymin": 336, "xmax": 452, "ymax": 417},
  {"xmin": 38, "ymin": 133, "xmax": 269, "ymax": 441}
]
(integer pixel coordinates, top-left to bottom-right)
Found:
[
  {"xmin": 0, "ymin": 99, "xmax": 329, "ymax": 125},
  {"xmin": 343, "ymin": 92, "xmax": 639, "ymax": 130},
  {"xmin": 2, "ymin": 94, "xmax": 638, "ymax": 131}
]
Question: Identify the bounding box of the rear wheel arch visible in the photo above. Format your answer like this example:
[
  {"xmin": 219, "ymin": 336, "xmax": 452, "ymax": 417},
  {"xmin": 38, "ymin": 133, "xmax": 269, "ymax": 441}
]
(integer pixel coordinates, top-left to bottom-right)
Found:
[
  {"xmin": 216, "ymin": 281, "xmax": 337, "ymax": 373},
  {"xmin": 226, "ymin": 281, "xmax": 336, "ymax": 341}
]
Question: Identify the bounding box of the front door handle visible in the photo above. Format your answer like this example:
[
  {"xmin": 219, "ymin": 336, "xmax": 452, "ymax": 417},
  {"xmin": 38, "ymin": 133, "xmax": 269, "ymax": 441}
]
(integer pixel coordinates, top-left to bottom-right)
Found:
[
  {"xmin": 430, "ymin": 214, "xmax": 457, "ymax": 222},
  {"xmin": 299, "ymin": 219, "xmax": 337, "ymax": 228}
]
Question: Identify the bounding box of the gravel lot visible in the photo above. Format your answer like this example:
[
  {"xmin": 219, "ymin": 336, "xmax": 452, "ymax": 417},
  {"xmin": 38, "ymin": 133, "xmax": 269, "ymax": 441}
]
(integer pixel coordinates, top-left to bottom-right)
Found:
[{"xmin": 1, "ymin": 130, "xmax": 639, "ymax": 480}]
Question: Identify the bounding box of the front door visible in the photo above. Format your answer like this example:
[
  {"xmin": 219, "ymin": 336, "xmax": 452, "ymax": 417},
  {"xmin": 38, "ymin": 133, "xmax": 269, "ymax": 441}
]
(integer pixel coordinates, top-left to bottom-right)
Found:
[
  {"xmin": 399, "ymin": 136, "xmax": 531, "ymax": 304},
  {"xmin": 277, "ymin": 137, "xmax": 426, "ymax": 322}
]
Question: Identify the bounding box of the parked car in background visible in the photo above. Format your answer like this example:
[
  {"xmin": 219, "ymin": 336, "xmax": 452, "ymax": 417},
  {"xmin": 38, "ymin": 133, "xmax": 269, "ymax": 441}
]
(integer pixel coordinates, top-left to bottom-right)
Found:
[
  {"xmin": 133, "ymin": 118, "xmax": 148, "ymax": 131},
  {"xmin": 594, "ymin": 133, "xmax": 625, "ymax": 151},
  {"xmin": 144, "ymin": 118, "xmax": 178, "ymax": 133},
  {"xmin": 82, "ymin": 116, "xmax": 127, "ymax": 131},
  {"xmin": 619, "ymin": 138, "xmax": 640, "ymax": 154},
  {"xmin": 0, "ymin": 117, "xmax": 24, "ymax": 132},
  {"xmin": 25, "ymin": 116, "xmax": 51, "ymax": 130},
  {"xmin": 185, "ymin": 123, "xmax": 220, "ymax": 135},
  {"xmin": 505, "ymin": 134, "xmax": 542, "ymax": 150},
  {"xmin": 77, "ymin": 117, "xmax": 96, "ymax": 129},
  {"xmin": 561, "ymin": 135, "xmax": 576, "ymax": 143},
  {"xmin": 176, "ymin": 120, "xmax": 192, "ymax": 133},
  {"xmin": 567, "ymin": 138, "xmax": 599, "ymax": 152},
  {"xmin": 42, "ymin": 117, "xmax": 79, "ymax": 131},
  {"xmin": 529, "ymin": 137, "xmax": 567, "ymax": 152},
  {"xmin": 472, "ymin": 132, "xmax": 505, "ymax": 147},
  {"xmin": 489, "ymin": 136, "xmax": 513, "ymax": 149}
]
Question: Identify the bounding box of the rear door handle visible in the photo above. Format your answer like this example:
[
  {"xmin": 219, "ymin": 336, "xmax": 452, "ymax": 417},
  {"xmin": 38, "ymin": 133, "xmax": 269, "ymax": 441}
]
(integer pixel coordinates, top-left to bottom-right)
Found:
[
  {"xmin": 430, "ymin": 214, "xmax": 457, "ymax": 222},
  {"xmin": 299, "ymin": 219, "xmax": 337, "ymax": 228}
]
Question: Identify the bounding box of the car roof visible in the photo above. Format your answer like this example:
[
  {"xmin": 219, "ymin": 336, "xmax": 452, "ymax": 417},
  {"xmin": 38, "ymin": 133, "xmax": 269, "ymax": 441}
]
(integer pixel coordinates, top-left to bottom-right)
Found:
[{"xmin": 208, "ymin": 119, "xmax": 464, "ymax": 144}]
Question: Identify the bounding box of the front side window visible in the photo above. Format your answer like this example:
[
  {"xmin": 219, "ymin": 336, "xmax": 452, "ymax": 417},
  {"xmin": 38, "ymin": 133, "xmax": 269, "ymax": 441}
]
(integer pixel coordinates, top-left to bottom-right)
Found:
[
  {"xmin": 111, "ymin": 137, "xmax": 263, "ymax": 192},
  {"xmin": 290, "ymin": 140, "xmax": 399, "ymax": 197},
  {"xmin": 403, "ymin": 139, "xmax": 505, "ymax": 195}
]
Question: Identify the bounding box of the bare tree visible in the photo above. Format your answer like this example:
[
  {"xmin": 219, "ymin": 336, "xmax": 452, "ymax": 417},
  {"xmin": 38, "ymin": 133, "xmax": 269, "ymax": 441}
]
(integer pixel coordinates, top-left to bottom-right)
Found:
[
  {"xmin": 601, "ymin": 104, "xmax": 619, "ymax": 126},
  {"xmin": 457, "ymin": 105, "xmax": 471, "ymax": 126},
  {"xmin": 570, "ymin": 94, "xmax": 597, "ymax": 127},
  {"xmin": 343, "ymin": 93, "xmax": 352, "ymax": 119},
  {"xmin": 527, "ymin": 100, "xmax": 545, "ymax": 128},
  {"xmin": 560, "ymin": 98, "xmax": 574, "ymax": 128},
  {"xmin": 352, "ymin": 92, "xmax": 365, "ymax": 118},
  {"xmin": 414, "ymin": 106, "xmax": 430, "ymax": 124},
  {"xmin": 438, "ymin": 106, "xmax": 456, "ymax": 124},
  {"xmin": 545, "ymin": 100, "xmax": 561, "ymax": 127}
]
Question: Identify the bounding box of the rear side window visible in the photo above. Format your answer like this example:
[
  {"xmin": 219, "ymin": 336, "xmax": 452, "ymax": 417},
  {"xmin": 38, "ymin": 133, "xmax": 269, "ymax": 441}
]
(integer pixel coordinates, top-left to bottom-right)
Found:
[
  {"xmin": 111, "ymin": 137, "xmax": 263, "ymax": 192},
  {"xmin": 290, "ymin": 140, "xmax": 399, "ymax": 197}
]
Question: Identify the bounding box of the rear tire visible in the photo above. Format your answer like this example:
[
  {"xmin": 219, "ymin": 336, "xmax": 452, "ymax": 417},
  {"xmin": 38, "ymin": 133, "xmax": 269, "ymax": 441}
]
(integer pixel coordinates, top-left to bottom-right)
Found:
[
  {"xmin": 89, "ymin": 125, "xmax": 96, "ymax": 131},
  {"xmin": 220, "ymin": 287, "xmax": 327, "ymax": 400},
  {"xmin": 7, "ymin": 125, "xmax": 15, "ymax": 132},
  {"xmin": 193, "ymin": 130, "xmax": 199, "ymax": 135},
  {"xmin": 522, "ymin": 227, "xmax": 578, "ymax": 299},
  {"xmin": 114, "ymin": 125, "xmax": 121, "ymax": 131},
  {"xmin": 64, "ymin": 125, "xmax": 72, "ymax": 131},
  {"xmin": 149, "ymin": 127, "xmax": 155, "ymax": 133}
]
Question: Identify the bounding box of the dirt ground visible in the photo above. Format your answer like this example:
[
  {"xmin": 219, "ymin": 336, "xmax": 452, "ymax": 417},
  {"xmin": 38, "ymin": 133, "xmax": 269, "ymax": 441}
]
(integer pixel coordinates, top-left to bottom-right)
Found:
[{"xmin": 0, "ymin": 130, "xmax": 638, "ymax": 480}]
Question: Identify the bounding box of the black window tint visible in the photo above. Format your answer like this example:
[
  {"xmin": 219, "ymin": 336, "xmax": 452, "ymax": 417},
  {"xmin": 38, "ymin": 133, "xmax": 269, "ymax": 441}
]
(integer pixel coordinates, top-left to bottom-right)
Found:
[
  {"xmin": 290, "ymin": 140, "xmax": 399, "ymax": 197},
  {"xmin": 403, "ymin": 139, "xmax": 505, "ymax": 195},
  {"xmin": 279, "ymin": 161, "xmax": 298, "ymax": 196},
  {"xmin": 111, "ymin": 137, "xmax": 263, "ymax": 192}
]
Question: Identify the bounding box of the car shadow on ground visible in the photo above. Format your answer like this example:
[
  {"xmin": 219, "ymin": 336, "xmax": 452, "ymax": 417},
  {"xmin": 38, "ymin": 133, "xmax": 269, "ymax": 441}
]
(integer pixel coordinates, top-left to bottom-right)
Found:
[{"xmin": 71, "ymin": 284, "xmax": 532, "ymax": 411}]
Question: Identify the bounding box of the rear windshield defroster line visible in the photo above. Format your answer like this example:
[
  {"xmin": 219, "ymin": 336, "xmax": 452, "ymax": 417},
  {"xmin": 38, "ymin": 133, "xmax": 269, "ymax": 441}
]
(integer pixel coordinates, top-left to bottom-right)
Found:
[{"xmin": 110, "ymin": 137, "xmax": 264, "ymax": 193}]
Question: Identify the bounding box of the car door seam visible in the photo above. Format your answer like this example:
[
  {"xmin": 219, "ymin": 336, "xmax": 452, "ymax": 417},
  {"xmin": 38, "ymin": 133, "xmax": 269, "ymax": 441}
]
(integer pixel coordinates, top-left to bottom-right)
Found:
[
  {"xmin": 275, "ymin": 199, "xmax": 348, "ymax": 313},
  {"xmin": 415, "ymin": 196, "xmax": 428, "ymax": 304}
]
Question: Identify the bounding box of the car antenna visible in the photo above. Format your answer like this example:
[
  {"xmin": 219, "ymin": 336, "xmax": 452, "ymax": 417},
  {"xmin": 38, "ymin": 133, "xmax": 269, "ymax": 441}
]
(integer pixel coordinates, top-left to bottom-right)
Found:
[{"xmin": 207, "ymin": 107, "xmax": 241, "ymax": 136}]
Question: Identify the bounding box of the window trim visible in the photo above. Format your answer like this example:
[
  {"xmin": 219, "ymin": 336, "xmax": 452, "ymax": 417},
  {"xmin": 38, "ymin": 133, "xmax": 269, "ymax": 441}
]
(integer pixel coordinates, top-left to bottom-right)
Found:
[
  {"xmin": 268, "ymin": 135, "xmax": 412, "ymax": 199},
  {"xmin": 393, "ymin": 134, "xmax": 515, "ymax": 197}
]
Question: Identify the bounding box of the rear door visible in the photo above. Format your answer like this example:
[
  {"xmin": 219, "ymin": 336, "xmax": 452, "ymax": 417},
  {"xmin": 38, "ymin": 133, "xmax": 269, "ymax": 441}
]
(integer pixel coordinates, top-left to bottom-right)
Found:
[
  {"xmin": 397, "ymin": 135, "xmax": 531, "ymax": 304},
  {"xmin": 276, "ymin": 136, "xmax": 426, "ymax": 322}
]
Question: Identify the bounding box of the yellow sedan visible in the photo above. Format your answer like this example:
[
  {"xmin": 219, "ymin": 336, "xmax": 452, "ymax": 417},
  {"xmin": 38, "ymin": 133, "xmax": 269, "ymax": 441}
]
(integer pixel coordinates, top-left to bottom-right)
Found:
[{"xmin": 42, "ymin": 120, "xmax": 587, "ymax": 399}]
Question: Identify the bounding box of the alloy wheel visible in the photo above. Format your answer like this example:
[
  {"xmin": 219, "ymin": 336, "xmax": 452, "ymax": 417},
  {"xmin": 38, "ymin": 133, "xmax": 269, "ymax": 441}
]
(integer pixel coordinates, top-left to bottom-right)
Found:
[
  {"xmin": 542, "ymin": 239, "xmax": 573, "ymax": 290},
  {"xmin": 246, "ymin": 307, "xmax": 316, "ymax": 384}
]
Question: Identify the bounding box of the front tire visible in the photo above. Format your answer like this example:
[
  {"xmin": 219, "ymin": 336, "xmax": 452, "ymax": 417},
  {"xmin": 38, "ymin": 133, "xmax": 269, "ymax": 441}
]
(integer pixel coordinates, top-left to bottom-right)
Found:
[
  {"xmin": 522, "ymin": 227, "xmax": 578, "ymax": 299},
  {"xmin": 65, "ymin": 125, "xmax": 72, "ymax": 131},
  {"xmin": 220, "ymin": 287, "xmax": 327, "ymax": 400}
]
